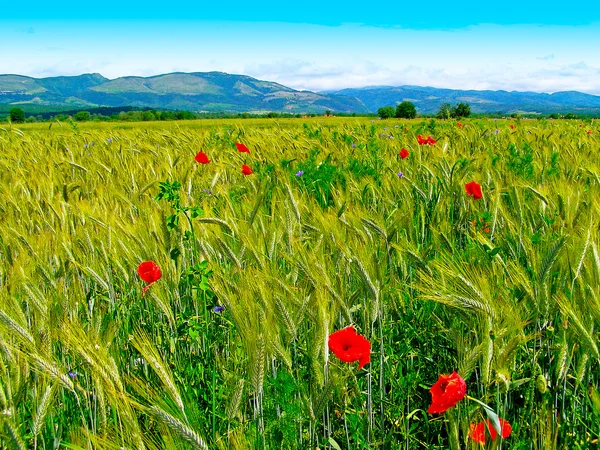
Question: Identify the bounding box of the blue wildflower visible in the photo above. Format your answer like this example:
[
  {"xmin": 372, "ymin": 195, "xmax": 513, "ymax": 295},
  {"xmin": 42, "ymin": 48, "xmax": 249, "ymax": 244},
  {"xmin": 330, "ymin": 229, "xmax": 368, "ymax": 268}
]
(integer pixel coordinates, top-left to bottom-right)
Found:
[
  {"xmin": 213, "ymin": 306, "xmax": 225, "ymax": 313},
  {"xmin": 295, "ymin": 171, "xmax": 304, "ymax": 177}
]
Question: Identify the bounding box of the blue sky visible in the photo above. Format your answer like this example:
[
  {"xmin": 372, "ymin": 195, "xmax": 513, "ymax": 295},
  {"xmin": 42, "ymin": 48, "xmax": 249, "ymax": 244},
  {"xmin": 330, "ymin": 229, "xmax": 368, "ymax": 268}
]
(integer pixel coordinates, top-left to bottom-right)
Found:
[{"xmin": 1, "ymin": 1, "xmax": 600, "ymax": 94}]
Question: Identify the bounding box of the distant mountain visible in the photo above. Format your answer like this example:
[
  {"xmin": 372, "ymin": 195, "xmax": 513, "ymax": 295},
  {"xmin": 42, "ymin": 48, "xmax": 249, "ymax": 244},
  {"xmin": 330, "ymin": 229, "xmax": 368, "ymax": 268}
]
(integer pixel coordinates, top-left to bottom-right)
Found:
[
  {"xmin": 325, "ymin": 85, "xmax": 600, "ymax": 115},
  {"xmin": 0, "ymin": 72, "xmax": 366, "ymax": 114},
  {"xmin": 2, "ymin": 71, "xmax": 600, "ymax": 115}
]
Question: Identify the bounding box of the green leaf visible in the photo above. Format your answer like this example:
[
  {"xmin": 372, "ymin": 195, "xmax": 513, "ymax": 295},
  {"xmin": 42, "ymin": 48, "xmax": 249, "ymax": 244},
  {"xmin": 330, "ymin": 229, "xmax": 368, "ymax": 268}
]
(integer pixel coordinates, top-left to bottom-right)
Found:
[
  {"xmin": 166, "ymin": 214, "xmax": 179, "ymax": 231},
  {"xmin": 169, "ymin": 248, "xmax": 181, "ymax": 261},
  {"xmin": 328, "ymin": 438, "xmax": 342, "ymax": 450},
  {"xmin": 468, "ymin": 396, "xmax": 502, "ymax": 437},
  {"xmin": 191, "ymin": 206, "xmax": 204, "ymax": 219}
]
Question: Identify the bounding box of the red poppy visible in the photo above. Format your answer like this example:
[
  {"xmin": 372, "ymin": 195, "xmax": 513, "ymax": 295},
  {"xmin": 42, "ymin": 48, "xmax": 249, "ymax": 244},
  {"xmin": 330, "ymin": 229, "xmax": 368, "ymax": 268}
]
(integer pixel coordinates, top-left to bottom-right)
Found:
[
  {"xmin": 509, "ymin": 124, "xmax": 515, "ymax": 130},
  {"xmin": 579, "ymin": 124, "xmax": 583, "ymax": 128},
  {"xmin": 427, "ymin": 371, "xmax": 467, "ymax": 414},
  {"xmin": 194, "ymin": 151, "xmax": 210, "ymax": 164},
  {"xmin": 469, "ymin": 422, "xmax": 487, "ymax": 444},
  {"xmin": 138, "ymin": 261, "xmax": 161, "ymax": 284},
  {"xmin": 469, "ymin": 418, "xmax": 512, "ymax": 443},
  {"xmin": 588, "ymin": 130, "xmax": 593, "ymax": 135},
  {"xmin": 328, "ymin": 325, "xmax": 371, "ymax": 369},
  {"xmin": 457, "ymin": 122, "xmax": 463, "ymax": 128},
  {"xmin": 399, "ymin": 148, "xmax": 409, "ymax": 159},
  {"xmin": 465, "ymin": 181, "xmax": 483, "ymax": 200},
  {"xmin": 427, "ymin": 136, "xmax": 437, "ymax": 145},
  {"xmin": 417, "ymin": 134, "xmax": 428, "ymax": 145},
  {"xmin": 241, "ymin": 164, "xmax": 253, "ymax": 175},
  {"xmin": 236, "ymin": 142, "xmax": 250, "ymax": 153}
]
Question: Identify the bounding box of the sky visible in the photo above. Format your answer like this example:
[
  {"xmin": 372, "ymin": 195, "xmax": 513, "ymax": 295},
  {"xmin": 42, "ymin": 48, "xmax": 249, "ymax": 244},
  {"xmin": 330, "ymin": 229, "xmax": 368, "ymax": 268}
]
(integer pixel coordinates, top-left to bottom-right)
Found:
[{"xmin": 1, "ymin": 0, "xmax": 600, "ymax": 94}]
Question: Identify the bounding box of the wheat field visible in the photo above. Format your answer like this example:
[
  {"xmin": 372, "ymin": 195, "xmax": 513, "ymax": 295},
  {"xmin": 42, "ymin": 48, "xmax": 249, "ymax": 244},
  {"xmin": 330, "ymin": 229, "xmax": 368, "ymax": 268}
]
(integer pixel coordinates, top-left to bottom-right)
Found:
[{"xmin": 0, "ymin": 117, "xmax": 598, "ymax": 449}]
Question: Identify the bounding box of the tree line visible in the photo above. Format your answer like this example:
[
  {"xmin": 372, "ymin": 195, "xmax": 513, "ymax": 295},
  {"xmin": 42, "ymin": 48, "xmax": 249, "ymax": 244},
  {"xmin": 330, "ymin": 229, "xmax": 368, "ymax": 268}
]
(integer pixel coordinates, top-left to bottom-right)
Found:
[{"xmin": 377, "ymin": 101, "xmax": 471, "ymax": 119}]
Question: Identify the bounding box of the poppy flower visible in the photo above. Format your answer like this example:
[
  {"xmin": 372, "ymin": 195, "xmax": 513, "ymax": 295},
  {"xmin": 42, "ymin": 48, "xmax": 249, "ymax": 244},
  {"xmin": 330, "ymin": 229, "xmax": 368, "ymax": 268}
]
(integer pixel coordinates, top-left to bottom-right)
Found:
[
  {"xmin": 194, "ymin": 151, "xmax": 210, "ymax": 164},
  {"xmin": 328, "ymin": 325, "xmax": 371, "ymax": 369},
  {"xmin": 465, "ymin": 181, "xmax": 483, "ymax": 200},
  {"xmin": 509, "ymin": 124, "xmax": 515, "ymax": 130},
  {"xmin": 469, "ymin": 418, "xmax": 512, "ymax": 443},
  {"xmin": 457, "ymin": 122, "xmax": 463, "ymax": 128},
  {"xmin": 399, "ymin": 148, "xmax": 409, "ymax": 159},
  {"xmin": 427, "ymin": 136, "xmax": 437, "ymax": 145},
  {"xmin": 579, "ymin": 124, "xmax": 583, "ymax": 128},
  {"xmin": 235, "ymin": 142, "xmax": 250, "ymax": 153},
  {"xmin": 241, "ymin": 164, "xmax": 253, "ymax": 175},
  {"xmin": 138, "ymin": 261, "xmax": 162, "ymax": 284},
  {"xmin": 427, "ymin": 371, "xmax": 467, "ymax": 414},
  {"xmin": 588, "ymin": 130, "xmax": 593, "ymax": 135},
  {"xmin": 417, "ymin": 134, "xmax": 428, "ymax": 145}
]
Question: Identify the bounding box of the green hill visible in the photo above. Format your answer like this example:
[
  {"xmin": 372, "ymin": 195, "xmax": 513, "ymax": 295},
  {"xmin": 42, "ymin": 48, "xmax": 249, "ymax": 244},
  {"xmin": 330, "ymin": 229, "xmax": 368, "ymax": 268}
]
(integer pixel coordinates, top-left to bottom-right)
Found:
[{"xmin": 0, "ymin": 72, "xmax": 365, "ymax": 114}]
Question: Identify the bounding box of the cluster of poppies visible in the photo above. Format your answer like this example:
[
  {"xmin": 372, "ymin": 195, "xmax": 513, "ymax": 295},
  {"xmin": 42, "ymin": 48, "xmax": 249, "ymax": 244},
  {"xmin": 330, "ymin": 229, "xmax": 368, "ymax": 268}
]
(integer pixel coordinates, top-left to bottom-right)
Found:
[
  {"xmin": 328, "ymin": 328, "xmax": 511, "ymax": 442},
  {"xmin": 417, "ymin": 134, "xmax": 437, "ymax": 145},
  {"xmin": 195, "ymin": 142, "xmax": 253, "ymax": 175}
]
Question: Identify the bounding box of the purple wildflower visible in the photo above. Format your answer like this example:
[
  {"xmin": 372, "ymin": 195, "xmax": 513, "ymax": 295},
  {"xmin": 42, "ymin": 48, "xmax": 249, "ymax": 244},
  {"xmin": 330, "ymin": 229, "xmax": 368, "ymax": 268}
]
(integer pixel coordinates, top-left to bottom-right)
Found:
[
  {"xmin": 397, "ymin": 171, "xmax": 404, "ymax": 178},
  {"xmin": 90, "ymin": 142, "xmax": 94, "ymax": 146},
  {"xmin": 494, "ymin": 129, "xmax": 500, "ymax": 134},
  {"xmin": 203, "ymin": 189, "xmax": 213, "ymax": 195},
  {"xmin": 68, "ymin": 371, "xmax": 77, "ymax": 379},
  {"xmin": 213, "ymin": 306, "xmax": 225, "ymax": 313},
  {"xmin": 107, "ymin": 137, "xmax": 113, "ymax": 143},
  {"xmin": 83, "ymin": 144, "xmax": 88, "ymax": 149},
  {"xmin": 295, "ymin": 170, "xmax": 304, "ymax": 177},
  {"xmin": 351, "ymin": 143, "xmax": 356, "ymax": 148}
]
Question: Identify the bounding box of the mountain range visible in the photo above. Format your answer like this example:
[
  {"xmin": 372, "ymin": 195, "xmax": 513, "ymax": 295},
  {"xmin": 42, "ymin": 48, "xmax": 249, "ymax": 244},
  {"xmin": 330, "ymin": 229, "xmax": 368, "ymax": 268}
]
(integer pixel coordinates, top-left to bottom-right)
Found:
[{"xmin": 1, "ymin": 71, "xmax": 600, "ymax": 115}]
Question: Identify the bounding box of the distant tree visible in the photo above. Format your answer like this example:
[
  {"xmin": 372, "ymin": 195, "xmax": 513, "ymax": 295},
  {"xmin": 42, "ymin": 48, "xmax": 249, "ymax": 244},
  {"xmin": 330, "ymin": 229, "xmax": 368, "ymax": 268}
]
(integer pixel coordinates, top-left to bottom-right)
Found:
[
  {"xmin": 377, "ymin": 106, "xmax": 396, "ymax": 119},
  {"xmin": 141, "ymin": 111, "xmax": 156, "ymax": 121},
  {"xmin": 267, "ymin": 111, "xmax": 279, "ymax": 118},
  {"xmin": 436, "ymin": 103, "xmax": 453, "ymax": 119},
  {"xmin": 564, "ymin": 112, "xmax": 576, "ymax": 120},
  {"xmin": 74, "ymin": 111, "xmax": 91, "ymax": 121},
  {"xmin": 453, "ymin": 102, "xmax": 471, "ymax": 118},
  {"xmin": 395, "ymin": 101, "xmax": 417, "ymax": 119},
  {"xmin": 9, "ymin": 107, "xmax": 25, "ymax": 123}
]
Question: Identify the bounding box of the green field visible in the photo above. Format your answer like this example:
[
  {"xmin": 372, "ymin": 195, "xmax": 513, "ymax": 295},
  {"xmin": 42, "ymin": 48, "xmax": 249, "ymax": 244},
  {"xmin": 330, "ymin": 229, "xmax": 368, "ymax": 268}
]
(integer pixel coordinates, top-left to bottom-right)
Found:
[{"xmin": 0, "ymin": 117, "xmax": 599, "ymax": 449}]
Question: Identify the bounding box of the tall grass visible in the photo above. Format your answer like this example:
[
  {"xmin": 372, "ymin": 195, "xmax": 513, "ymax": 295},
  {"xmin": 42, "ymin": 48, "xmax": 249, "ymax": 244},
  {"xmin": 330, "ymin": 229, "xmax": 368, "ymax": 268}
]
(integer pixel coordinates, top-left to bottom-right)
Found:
[{"xmin": 0, "ymin": 117, "xmax": 598, "ymax": 449}]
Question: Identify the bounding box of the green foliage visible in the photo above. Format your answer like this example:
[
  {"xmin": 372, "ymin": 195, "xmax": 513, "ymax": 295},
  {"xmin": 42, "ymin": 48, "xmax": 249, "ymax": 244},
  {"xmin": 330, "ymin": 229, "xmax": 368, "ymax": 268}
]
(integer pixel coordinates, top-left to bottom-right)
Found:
[
  {"xmin": 436, "ymin": 102, "xmax": 471, "ymax": 119},
  {"xmin": 377, "ymin": 105, "xmax": 396, "ymax": 119},
  {"xmin": 506, "ymin": 142, "xmax": 535, "ymax": 179},
  {"xmin": 73, "ymin": 110, "xmax": 91, "ymax": 121},
  {"xmin": 453, "ymin": 102, "xmax": 471, "ymax": 118},
  {"xmin": 436, "ymin": 103, "xmax": 453, "ymax": 119},
  {"xmin": 9, "ymin": 107, "xmax": 25, "ymax": 123},
  {"xmin": 396, "ymin": 101, "xmax": 417, "ymax": 119}
]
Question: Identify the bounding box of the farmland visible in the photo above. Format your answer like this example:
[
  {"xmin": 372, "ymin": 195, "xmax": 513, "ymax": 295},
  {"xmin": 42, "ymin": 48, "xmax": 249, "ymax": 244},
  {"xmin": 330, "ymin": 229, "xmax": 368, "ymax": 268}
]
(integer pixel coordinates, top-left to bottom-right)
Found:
[{"xmin": 0, "ymin": 117, "xmax": 599, "ymax": 449}]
